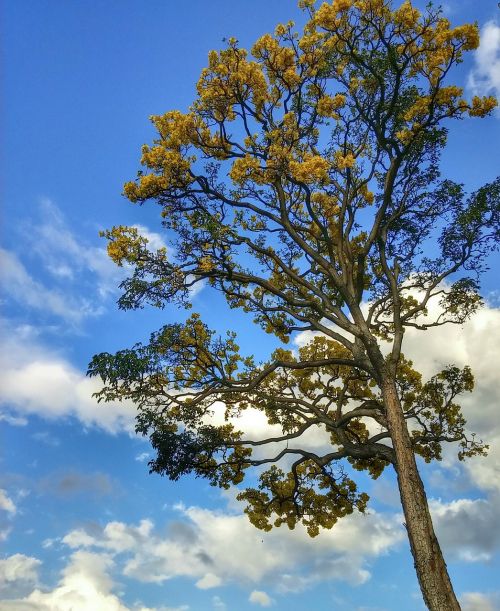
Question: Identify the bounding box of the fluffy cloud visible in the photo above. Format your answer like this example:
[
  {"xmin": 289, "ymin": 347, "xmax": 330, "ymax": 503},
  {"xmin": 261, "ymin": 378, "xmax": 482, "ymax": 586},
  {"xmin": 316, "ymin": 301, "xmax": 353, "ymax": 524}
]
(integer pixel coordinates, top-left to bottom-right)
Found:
[
  {"xmin": 468, "ymin": 22, "xmax": 500, "ymax": 115},
  {"xmin": 295, "ymin": 301, "xmax": 500, "ymax": 494},
  {"xmin": 0, "ymin": 319, "xmax": 136, "ymax": 434},
  {"xmin": 0, "ymin": 554, "xmax": 40, "ymax": 597},
  {"xmin": 461, "ymin": 591, "xmax": 500, "ymax": 611},
  {"xmin": 0, "ymin": 554, "xmax": 40, "ymax": 587},
  {"xmin": 431, "ymin": 496, "xmax": 500, "ymax": 562},
  {"xmin": 0, "ymin": 490, "xmax": 16, "ymax": 515},
  {"xmin": 249, "ymin": 590, "xmax": 273, "ymax": 607},
  {"xmin": 0, "ymin": 551, "xmax": 187, "ymax": 611},
  {"xmin": 61, "ymin": 503, "xmax": 403, "ymax": 593},
  {"xmin": 400, "ymin": 304, "xmax": 500, "ymax": 495}
]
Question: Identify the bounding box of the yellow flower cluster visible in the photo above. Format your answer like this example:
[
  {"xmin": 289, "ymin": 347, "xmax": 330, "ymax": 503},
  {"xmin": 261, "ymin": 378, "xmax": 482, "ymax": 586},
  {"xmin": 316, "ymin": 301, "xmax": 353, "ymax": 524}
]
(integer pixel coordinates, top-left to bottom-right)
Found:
[
  {"xmin": 311, "ymin": 191, "xmax": 340, "ymax": 216},
  {"xmin": 124, "ymin": 148, "xmax": 193, "ymax": 203},
  {"xmin": 266, "ymin": 112, "xmax": 300, "ymax": 164},
  {"xmin": 395, "ymin": 128, "xmax": 414, "ymax": 145},
  {"xmin": 354, "ymin": 0, "xmax": 388, "ymax": 14},
  {"xmin": 402, "ymin": 87, "xmax": 496, "ymax": 128},
  {"xmin": 393, "ymin": 1, "xmax": 420, "ymax": 30},
  {"xmin": 403, "ymin": 96, "xmax": 429, "ymax": 122},
  {"xmin": 252, "ymin": 34, "xmax": 299, "ymax": 86},
  {"xmin": 102, "ymin": 225, "xmax": 154, "ymax": 267},
  {"xmin": 198, "ymin": 256, "xmax": 215, "ymax": 272},
  {"xmin": 359, "ymin": 183, "xmax": 374, "ymax": 204},
  {"xmin": 124, "ymin": 174, "xmax": 169, "ymax": 203},
  {"xmin": 421, "ymin": 20, "xmax": 479, "ymax": 85},
  {"xmin": 469, "ymin": 95, "xmax": 498, "ymax": 117},
  {"xmin": 229, "ymin": 155, "xmax": 265, "ymax": 185},
  {"xmin": 314, "ymin": 3, "xmax": 340, "ymax": 30},
  {"xmin": 334, "ymin": 151, "xmax": 356, "ymax": 170},
  {"xmin": 316, "ymin": 93, "xmax": 346, "ymax": 117},
  {"xmin": 197, "ymin": 46, "xmax": 269, "ymax": 121},
  {"xmin": 335, "ymin": 0, "xmax": 354, "ymax": 12},
  {"xmin": 289, "ymin": 155, "xmax": 330, "ymax": 184},
  {"xmin": 151, "ymin": 111, "xmax": 201, "ymax": 148}
]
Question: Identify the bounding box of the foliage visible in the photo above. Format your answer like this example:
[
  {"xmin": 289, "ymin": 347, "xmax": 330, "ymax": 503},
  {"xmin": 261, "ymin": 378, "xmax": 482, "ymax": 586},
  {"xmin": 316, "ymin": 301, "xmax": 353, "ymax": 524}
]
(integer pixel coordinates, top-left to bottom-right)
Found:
[{"xmin": 89, "ymin": 0, "xmax": 498, "ymax": 541}]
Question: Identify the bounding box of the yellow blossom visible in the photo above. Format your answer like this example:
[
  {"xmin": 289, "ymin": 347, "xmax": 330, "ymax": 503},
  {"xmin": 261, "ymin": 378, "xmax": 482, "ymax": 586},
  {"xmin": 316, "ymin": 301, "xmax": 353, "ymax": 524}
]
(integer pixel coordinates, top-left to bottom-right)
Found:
[
  {"xmin": 314, "ymin": 3, "xmax": 340, "ymax": 29},
  {"xmin": 289, "ymin": 155, "xmax": 330, "ymax": 183},
  {"xmin": 335, "ymin": 0, "xmax": 354, "ymax": 11},
  {"xmin": 229, "ymin": 155, "xmax": 264, "ymax": 185},
  {"xmin": 395, "ymin": 128, "xmax": 413, "ymax": 144},
  {"xmin": 316, "ymin": 93, "xmax": 346, "ymax": 117},
  {"xmin": 393, "ymin": 1, "xmax": 420, "ymax": 30},
  {"xmin": 102, "ymin": 226, "xmax": 149, "ymax": 267},
  {"xmin": 334, "ymin": 151, "xmax": 356, "ymax": 170},
  {"xmin": 469, "ymin": 95, "xmax": 498, "ymax": 117},
  {"xmin": 198, "ymin": 256, "xmax": 215, "ymax": 272},
  {"xmin": 311, "ymin": 191, "xmax": 340, "ymax": 216},
  {"xmin": 298, "ymin": 0, "xmax": 316, "ymax": 8}
]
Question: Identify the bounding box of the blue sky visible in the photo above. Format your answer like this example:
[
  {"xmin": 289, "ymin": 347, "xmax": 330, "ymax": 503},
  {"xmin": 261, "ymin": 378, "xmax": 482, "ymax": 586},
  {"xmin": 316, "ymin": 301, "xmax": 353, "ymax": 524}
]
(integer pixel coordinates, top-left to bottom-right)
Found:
[{"xmin": 1, "ymin": 1, "xmax": 500, "ymax": 610}]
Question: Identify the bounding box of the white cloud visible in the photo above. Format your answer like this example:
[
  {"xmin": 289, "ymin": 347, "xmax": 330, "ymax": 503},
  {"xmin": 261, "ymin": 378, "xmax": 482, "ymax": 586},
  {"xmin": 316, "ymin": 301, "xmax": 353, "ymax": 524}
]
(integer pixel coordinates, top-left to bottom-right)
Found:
[
  {"xmin": 461, "ymin": 591, "xmax": 500, "ymax": 611},
  {"xmin": 0, "ymin": 551, "xmax": 187, "ymax": 611},
  {"xmin": 196, "ymin": 573, "xmax": 222, "ymax": 589},
  {"xmin": 400, "ymin": 303, "xmax": 500, "ymax": 497},
  {"xmin": 0, "ymin": 490, "xmax": 16, "ymax": 515},
  {"xmin": 132, "ymin": 224, "xmax": 169, "ymax": 254},
  {"xmin": 249, "ymin": 590, "xmax": 273, "ymax": 606},
  {"xmin": 0, "ymin": 248, "xmax": 103, "ymax": 325},
  {"xmin": 0, "ymin": 319, "xmax": 136, "ymax": 434},
  {"xmin": 25, "ymin": 198, "xmax": 124, "ymax": 301},
  {"xmin": 60, "ymin": 502, "xmax": 403, "ymax": 593},
  {"xmin": 468, "ymin": 21, "xmax": 500, "ymax": 115},
  {"xmin": 0, "ymin": 554, "xmax": 40, "ymax": 593},
  {"xmin": 135, "ymin": 452, "xmax": 151, "ymax": 463},
  {"xmin": 431, "ymin": 496, "xmax": 500, "ymax": 562},
  {"xmin": 2, "ymin": 199, "xmax": 175, "ymax": 328}
]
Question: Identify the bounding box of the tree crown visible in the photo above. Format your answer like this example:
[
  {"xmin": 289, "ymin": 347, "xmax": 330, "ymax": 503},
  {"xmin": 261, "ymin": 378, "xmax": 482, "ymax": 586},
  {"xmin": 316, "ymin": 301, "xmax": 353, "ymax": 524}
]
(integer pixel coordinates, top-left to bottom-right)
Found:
[{"xmin": 89, "ymin": 0, "xmax": 498, "ymax": 536}]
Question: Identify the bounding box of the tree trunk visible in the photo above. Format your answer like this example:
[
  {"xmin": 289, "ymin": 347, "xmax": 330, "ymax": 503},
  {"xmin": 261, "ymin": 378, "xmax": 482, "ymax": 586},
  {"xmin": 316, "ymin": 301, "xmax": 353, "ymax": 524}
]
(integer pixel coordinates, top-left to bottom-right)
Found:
[{"xmin": 381, "ymin": 377, "xmax": 461, "ymax": 611}]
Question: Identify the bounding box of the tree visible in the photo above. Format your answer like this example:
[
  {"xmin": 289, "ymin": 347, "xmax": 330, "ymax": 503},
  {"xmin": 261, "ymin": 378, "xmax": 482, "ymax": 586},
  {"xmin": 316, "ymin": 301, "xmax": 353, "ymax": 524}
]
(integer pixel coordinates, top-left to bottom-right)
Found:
[{"xmin": 88, "ymin": 1, "xmax": 499, "ymax": 609}]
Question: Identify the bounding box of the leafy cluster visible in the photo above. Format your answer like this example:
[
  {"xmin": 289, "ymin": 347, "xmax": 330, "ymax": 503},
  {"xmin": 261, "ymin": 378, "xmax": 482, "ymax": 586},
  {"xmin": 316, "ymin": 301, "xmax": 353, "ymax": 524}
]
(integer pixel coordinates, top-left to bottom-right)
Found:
[{"xmin": 90, "ymin": 0, "xmax": 498, "ymax": 537}]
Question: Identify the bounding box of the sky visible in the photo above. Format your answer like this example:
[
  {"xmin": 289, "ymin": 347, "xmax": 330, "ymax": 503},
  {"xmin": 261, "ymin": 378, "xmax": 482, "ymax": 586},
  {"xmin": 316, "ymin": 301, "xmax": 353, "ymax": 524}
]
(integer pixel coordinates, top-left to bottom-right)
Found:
[{"xmin": 1, "ymin": 1, "xmax": 500, "ymax": 610}]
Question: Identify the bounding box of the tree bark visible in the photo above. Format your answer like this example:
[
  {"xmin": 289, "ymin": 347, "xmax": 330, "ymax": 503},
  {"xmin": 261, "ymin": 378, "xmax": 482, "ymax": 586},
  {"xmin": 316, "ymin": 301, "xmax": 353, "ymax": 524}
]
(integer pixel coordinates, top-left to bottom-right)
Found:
[{"xmin": 381, "ymin": 377, "xmax": 461, "ymax": 611}]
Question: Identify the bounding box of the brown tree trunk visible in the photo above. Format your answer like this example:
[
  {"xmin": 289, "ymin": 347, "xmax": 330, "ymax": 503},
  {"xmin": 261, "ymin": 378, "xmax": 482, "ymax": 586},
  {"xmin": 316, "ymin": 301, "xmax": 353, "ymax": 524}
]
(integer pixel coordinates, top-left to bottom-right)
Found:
[{"xmin": 381, "ymin": 377, "xmax": 461, "ymax": 611}]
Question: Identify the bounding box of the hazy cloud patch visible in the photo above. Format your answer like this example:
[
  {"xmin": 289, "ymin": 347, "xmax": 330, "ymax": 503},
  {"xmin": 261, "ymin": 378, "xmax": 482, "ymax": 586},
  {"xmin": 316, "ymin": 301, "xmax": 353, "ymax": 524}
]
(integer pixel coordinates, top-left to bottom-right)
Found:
[{"xmin": 468, "ymin": 22, "xmax": 500, "ymax": 116}]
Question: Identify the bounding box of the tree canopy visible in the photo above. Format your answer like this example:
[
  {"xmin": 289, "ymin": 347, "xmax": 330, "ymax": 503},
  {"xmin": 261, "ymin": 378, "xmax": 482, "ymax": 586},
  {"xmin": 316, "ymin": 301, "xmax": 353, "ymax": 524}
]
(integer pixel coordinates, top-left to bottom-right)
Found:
[{"xmin": 89, "ymin": 1, "xmax": 499, "ymax": 608}]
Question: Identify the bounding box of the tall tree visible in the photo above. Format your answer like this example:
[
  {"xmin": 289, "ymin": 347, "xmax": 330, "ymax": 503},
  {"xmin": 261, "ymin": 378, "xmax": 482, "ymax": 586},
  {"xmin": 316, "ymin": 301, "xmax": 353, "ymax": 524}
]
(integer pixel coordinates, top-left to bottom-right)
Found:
[{"xmin": 88, "ymin": 1, "xmax": 499, "ymax": 609}]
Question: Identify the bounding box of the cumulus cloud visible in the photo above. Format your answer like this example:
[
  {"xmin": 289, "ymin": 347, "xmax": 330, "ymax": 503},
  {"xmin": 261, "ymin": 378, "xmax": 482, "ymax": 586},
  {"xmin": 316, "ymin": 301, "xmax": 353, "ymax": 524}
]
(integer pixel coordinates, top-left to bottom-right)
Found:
[
  {"xmin": 0, "ymin": 318, "xmax": 136, "ymax": 434},
  {"xmin": 468, "ymin": 21, "xmax": 500, "ymax": 115},
  {"xmin": 249, "ymin": 590, "xmax": 273, "ymax": 606},
  {"xmin": 60, "ymin": 503, "xmax": 403, "ymax": 593},
  {"xmin": 0, "ymin": 551, "xmax": 187, "ymax": 611},
  {"xmin": 0, "ymin": 490, "xmax": 16, "ymax": 515},
  {"xmin": 295, "ymin": 300, "xmax": 500, "ymax": 494},
  {"xmin": 461, "ymin": 591, "xmax": 500, "ymax": 611},
  {"xmin": 400, "ymin": 303, "xmax": 500, "ymax": 495},
  {"xmin": 0, "ymin": 554, "xmax": 40, "ymax": 597},
  {"xmin": 431, "ymin": 496, "xmax": 500, "ymax": 562}
]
